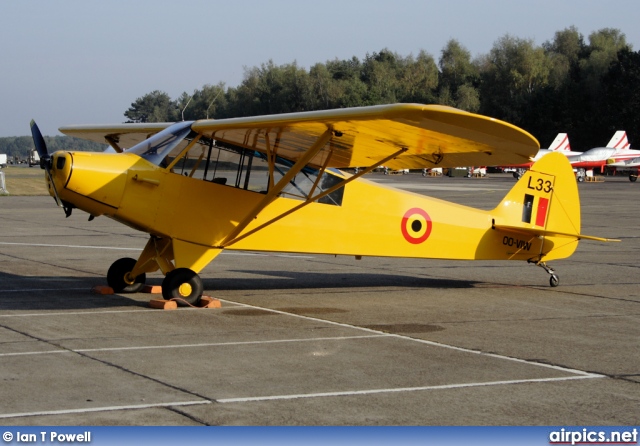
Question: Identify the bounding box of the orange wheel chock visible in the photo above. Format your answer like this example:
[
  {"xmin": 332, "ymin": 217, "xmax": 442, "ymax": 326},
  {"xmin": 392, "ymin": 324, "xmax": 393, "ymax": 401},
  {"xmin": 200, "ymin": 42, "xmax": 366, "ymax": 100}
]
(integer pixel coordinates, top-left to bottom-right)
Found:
[{"xmin": 148, "ymin": 299, "xmax": 178, "ymax": 310}]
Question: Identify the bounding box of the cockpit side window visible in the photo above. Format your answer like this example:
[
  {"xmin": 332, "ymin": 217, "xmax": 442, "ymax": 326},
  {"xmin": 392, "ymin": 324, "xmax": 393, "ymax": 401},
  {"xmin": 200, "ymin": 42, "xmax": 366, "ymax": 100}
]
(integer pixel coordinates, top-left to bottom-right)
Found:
[
  {"xmin": 125, "ymin": 121, "xmax": 194, "ymax": 166},
  {"xmin": 145, "ymin": 127, "xmax": 344, "ymax": 206}
]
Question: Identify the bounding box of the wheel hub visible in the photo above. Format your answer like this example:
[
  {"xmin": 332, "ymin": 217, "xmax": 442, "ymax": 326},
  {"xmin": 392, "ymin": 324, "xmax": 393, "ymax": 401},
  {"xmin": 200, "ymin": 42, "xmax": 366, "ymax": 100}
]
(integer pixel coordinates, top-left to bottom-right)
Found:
[
  {"xmin": 178, "ymin": 282, "xmax": 193, "ymax": 297},
  {"xmin": 123, "ymin": 272, "xmax": 135, "ymax": 285}
]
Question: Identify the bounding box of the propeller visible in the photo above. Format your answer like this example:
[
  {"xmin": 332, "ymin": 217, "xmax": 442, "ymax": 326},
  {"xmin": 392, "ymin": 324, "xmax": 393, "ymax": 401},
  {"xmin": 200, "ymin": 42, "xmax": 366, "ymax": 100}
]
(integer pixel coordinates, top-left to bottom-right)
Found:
[{"xmin": 30, "ymin": 120, "xmax": 68, "ymax": 214}]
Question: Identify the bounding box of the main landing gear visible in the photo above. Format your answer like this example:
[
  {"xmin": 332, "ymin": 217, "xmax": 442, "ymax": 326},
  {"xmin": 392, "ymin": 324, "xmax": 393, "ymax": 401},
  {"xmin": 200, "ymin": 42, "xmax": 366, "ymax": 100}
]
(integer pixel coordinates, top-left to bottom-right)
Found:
[
  {"xmin": 106, "ymin": 257, "xmax": 203, "ymax": 305},
  {"xmin": 107, "ymin": 258, "xmax": 146, "ymax": 293},
  {"xmin": 528, "ymin": 259, "xmax": 559, "ymax": 287}
]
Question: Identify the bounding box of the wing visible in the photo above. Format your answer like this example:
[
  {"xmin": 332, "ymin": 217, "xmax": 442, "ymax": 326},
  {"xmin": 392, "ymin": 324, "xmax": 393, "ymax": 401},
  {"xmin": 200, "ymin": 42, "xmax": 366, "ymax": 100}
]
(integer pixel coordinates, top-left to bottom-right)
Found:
[
  {"xmin": 58, "ymin": 123, "xmax": 173, "ymax": 152},
  {"xmin": 191, "ymin": 104, "xmax": 539, "ymax": 169}
]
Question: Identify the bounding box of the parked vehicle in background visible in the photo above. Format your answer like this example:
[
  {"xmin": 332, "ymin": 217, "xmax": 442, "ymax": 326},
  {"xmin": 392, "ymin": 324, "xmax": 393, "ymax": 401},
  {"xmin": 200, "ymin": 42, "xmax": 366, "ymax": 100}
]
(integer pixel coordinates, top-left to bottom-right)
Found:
[{"xmin": 28, "ymin": 150, "xmax": 40, "ymax": 167}]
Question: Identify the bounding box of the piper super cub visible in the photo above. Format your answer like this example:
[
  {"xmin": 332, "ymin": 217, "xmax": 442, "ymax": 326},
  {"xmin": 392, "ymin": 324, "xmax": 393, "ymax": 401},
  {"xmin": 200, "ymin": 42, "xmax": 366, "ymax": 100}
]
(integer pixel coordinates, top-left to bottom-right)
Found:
[{"xmin": 30, "ymin": 104, "xmax": 617, "ymax": 305}]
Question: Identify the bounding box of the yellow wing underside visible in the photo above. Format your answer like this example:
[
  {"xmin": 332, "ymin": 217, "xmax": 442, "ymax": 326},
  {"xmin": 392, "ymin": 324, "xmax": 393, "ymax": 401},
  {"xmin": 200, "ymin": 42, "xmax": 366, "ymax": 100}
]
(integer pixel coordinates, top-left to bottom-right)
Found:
[{"xmin": 60, "ymin": 104, "xmax": 539, "ymax": 170}]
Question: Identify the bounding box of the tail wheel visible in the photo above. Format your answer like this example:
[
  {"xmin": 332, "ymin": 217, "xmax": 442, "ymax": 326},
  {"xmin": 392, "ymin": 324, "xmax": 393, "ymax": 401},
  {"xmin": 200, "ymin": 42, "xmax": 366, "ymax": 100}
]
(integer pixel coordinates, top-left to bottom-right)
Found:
[
  {"xmin": 162, "ymin": 268, "xmax": 203, "ymax": 305},
  {"xmin": 107, "ymin": 257, "xmax": 146, "ymax": 293}
]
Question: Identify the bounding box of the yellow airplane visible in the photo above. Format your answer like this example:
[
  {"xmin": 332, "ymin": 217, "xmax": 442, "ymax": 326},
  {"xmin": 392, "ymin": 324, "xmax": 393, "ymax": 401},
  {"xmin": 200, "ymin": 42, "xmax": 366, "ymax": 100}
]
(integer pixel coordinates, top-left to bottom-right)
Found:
[{"xmin": 30, "ymin": 104, "xmax": 616, "ymax": 305}]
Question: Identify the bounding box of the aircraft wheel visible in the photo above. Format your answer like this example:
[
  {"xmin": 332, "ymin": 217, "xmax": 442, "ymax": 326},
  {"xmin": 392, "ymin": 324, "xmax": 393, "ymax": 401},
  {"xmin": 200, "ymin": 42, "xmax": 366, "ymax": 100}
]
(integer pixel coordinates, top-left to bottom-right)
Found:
[
  {"xmin": 107, "ymin": 257, "xmax": 146, "ymax": 293},
  {"xmin": 629, "ymin": 175, "xmax": 637, "ymax": 182},
  {"xmin": 549, "ymin": 274, "xmax": 559, "ymax": 287},
  {"xmin": 162, "ymin": 268, "xmax": 203, "ymax": 305}
]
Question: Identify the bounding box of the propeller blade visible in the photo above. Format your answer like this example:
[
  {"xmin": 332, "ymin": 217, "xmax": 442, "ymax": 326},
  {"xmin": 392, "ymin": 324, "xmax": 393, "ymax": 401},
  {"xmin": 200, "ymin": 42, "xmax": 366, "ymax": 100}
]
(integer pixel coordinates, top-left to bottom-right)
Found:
[
  {"xmin": 30, "ymin": 120, "xmax": 48, "ymax": 159},
  {"xmin": 30, "ymin": 120, "xmax": 63, "ymax": 208}
]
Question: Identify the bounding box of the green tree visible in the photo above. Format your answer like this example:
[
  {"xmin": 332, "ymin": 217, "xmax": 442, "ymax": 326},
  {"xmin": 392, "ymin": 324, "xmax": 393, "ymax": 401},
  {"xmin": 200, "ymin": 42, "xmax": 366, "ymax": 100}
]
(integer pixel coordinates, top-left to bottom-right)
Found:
[
  {"xmin": 602, "ymin": 48, "xmax": 640, "ymax": 141},
  {"xmin": 308, "ymin": 62, "xmax": 341, "ymax": 110},
  {"xmin": 543, "ymin": 26, "xmax": 585, "ymax": 89},
  {"xmin": 325, "ymin": 56, "xmax": 367, "ymax": 107},
  {"xmin": 124, "ymin": 90, "xmax": 178, "ymax": 123},
  {"xmin": 479, "ymin": 35, "xmax": 550, "ymax": 125},
  {"xmin": 399, "ymin": 50, "xmax": 439, "ymax": 104},
  {"xmin": 438, "ymin": 40, "xmax": 478, "ymax": 110},
  {"xmin": 581, "ymin": 28, "xmax": 630, "ymax": 94},
  {"xmin": 187, "ymin": 83, "xmax": 228, "ymax": 120}
]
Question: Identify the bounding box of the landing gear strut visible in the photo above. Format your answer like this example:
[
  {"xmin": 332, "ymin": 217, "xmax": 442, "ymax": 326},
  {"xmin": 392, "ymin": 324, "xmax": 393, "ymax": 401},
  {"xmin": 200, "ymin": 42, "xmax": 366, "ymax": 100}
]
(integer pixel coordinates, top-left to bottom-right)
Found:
[{"xmin": 529, "ymin": 260, "xmax": 559, "ymax": 287}]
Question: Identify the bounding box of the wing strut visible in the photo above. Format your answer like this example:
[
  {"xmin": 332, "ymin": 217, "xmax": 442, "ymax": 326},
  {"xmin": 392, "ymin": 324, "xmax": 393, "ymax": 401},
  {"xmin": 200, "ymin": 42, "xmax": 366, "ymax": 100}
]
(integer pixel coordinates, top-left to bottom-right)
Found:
[
  {"xmin": 219, "ymin": 128, "xmax": 334, "ymax": 246},
  {"xmin": 222, "ymin": 146, "xmax": 408, "ymax": 248},
  {"xmin": 105, "ymin": 136, "xmax": 124, "ymax": 153}
]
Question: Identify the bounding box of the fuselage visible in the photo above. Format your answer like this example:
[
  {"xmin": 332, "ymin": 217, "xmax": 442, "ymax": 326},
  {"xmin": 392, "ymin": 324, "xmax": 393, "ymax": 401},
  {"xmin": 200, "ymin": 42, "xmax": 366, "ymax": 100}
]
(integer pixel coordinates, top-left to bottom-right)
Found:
[{"xmin": 44, "ymin": 148, "xmax": 567, "ymax": 265}]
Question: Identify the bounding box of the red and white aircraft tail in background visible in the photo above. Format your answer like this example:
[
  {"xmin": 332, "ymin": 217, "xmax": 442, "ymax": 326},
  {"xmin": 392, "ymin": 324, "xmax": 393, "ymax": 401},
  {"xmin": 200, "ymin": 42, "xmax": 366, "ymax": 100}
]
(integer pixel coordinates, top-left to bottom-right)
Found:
[
  {"xmin": 606, "ymin": 131, "xmax": 631, "ymax": 151},
  {"xmin": 605, "ymin": 131, "xmax": 640, "ymax": 181},
  {"xmin": 566, "ymin": 130, "xmax": 640, "ymax": 181},
  {"xmin": 549, "ymin": 133, "xmax": 570, "ymax": 151},
  {"xmin": 506, "ymin": 133, "xmax": 577, "ymax": 178},
  {"xmin": 548, "ymin": 133, "xmax": 582, "ymax": 156}
]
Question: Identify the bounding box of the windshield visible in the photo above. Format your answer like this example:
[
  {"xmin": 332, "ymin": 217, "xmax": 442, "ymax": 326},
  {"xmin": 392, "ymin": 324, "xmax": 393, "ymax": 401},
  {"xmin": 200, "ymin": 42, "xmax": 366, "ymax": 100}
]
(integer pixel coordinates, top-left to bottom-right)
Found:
[{"xmin": 125, "ymin": 121, "xmax": 193, "ymax": 166}]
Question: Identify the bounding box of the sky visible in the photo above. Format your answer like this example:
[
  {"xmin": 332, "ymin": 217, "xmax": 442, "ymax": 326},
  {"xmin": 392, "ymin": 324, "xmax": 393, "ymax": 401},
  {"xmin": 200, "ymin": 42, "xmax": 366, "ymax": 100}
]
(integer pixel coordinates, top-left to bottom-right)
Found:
[{"xmin": 1, "ymin": 0, "xmax": 639, "ymax": 137}]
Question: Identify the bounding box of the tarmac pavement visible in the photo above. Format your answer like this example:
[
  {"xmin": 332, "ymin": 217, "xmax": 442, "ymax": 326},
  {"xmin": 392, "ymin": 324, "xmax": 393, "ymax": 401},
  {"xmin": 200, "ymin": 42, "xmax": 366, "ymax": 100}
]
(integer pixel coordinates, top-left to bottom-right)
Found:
[{"xmin": 0, "ymin": 173, "xmax": 638, "ymax": 425}]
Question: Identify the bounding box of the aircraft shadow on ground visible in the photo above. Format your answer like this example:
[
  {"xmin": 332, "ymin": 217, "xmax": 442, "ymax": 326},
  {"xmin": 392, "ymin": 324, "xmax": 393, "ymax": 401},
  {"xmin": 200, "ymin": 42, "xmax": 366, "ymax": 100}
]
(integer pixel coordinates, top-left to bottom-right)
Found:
[
  {"xmin": 202, "ymin": 269, "xmax": 478, "ymax": 291},
  {"xmin": 0, "ymin": 270, "xmax": 478, "ymax": 311}
]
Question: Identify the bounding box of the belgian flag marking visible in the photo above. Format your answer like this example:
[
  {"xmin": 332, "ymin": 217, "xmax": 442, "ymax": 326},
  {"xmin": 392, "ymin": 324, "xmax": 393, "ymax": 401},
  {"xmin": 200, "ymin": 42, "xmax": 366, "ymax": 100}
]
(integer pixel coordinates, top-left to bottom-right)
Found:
[
  {"xmin": 401, "ymin": 208, "xmax": 432, "ymax": 244},
  {"xmin": 522, "ymin": 194, "xmax": 550, "ymax": 227}
]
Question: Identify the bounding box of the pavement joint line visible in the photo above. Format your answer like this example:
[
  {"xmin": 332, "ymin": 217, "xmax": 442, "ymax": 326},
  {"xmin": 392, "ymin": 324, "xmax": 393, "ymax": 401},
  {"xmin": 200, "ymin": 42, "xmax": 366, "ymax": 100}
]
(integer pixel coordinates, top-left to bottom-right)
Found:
[
  {"xmin": 0, "ymin": 293, "xmax": 608, "ymax": 378},
  {"xmin": 217, "ymin": 298, "xmax": 606, "ymax": 378},
  {"xmin": 0, "ymin": 334, "xmax": 388, "ymax": 357},
  {"xmin": 0, "ymin": 283, "xmax": 606, "ymax": 379},
  {"xmin": 0, "ymin": 400, "xmax": 212, "ymax": 420},
  {"xmin": 0, "ymin": 242, "xmax": 142, "ymax": 251},
  {"xmin": 0, "ymin": 308, "xmax": 152, "ymax": 317},
  {"xmin": 216, "ymin": 375, "xmax": 604, "ymax": 404}
]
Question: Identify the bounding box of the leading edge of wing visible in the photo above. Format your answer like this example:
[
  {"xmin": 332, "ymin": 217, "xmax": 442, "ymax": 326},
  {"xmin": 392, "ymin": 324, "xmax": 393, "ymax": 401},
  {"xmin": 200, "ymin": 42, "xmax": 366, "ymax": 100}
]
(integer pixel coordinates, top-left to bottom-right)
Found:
[
  {"xmin": 191, "ymin": 104, "xmax": 540, "ymax": 170},
  {"xmin": 58, "ymin": 122, "xmax": 173, "ymax": 149}
]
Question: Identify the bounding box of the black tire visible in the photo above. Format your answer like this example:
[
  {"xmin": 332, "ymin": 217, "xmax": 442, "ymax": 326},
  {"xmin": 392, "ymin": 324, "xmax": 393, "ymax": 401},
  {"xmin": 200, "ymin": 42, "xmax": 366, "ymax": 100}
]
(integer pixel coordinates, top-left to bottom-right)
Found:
[
  {"xmin": 549, "ymin": 274, "xmax": 559, "ymax": 287},
  {"xmin": 107, "ymin": 257, "xmax": 146, "ymax": 293},
  {"xmin": 629, "ymin": 174, "xmax": 637, "ymax": 182},
  {"xmin": 161, "ymin": 268, "xmax": 203, "ymax": 305}
]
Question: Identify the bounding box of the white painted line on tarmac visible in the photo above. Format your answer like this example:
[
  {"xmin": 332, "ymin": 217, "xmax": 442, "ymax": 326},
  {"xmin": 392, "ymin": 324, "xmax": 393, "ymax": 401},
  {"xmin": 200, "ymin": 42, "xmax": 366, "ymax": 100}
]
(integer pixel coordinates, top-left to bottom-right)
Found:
[
  {"xmin": 217, "ymin": 374, "xmax": 603, "ymax": 403},
  {"xmin": 0, "ymin": 400, "xmax": 211, "ymax": 420},
  {"xmin": 0, "ymin": 334, "xmax": 387, "ymax": 357},
  {"xmin": 216, "ymin": 299, "xmax": 605, "ymax": 378},
  {"xmin": 0, "ymin": 286, "xmax": 606, "ymax": 406},
  {"xmin": 0, "ymin": 293, "xmax": 603, "ymax": 379}
]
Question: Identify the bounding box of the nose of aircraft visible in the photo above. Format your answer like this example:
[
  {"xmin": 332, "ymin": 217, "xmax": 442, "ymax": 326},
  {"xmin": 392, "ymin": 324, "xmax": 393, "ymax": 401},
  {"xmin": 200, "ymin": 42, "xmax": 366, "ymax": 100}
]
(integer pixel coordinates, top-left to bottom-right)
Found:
[
  {"xmin": 30, "ymin": 120, "xmax": 70, "ymax": 214},
  {"xmin": 48, "ymin": 152, "xmax": 72, "ymax": 195}
]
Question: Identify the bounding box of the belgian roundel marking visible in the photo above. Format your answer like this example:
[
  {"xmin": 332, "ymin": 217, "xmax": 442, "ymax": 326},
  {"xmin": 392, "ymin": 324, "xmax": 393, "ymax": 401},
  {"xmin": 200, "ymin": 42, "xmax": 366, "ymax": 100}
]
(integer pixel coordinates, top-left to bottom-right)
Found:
[{"xmin": 401, "ymin": 208, "xmax": 432, "ymax": 244}]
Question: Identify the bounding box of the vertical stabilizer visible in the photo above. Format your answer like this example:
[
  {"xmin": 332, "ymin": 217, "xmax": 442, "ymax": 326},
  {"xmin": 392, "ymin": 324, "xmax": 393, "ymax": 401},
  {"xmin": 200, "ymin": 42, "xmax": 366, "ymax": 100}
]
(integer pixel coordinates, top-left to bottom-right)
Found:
[
  {"xmin": 491, "ymin": 152, "xmax": 581, "ymax": 261},
  {"xmin": 606, "ymin": 131, "xmax": 629, "ymax": 150},
  {"xmin": 548, "ymin": 133, "xmax": 570, "ymax": 152}
]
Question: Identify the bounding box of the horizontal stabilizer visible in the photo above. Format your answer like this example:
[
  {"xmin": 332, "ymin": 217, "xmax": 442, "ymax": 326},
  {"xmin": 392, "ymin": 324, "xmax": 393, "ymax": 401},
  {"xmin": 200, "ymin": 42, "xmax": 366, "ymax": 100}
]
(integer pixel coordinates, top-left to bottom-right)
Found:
[{"xmin": 493, "ymin": 224, "xmax": 620, "ymax": 243}]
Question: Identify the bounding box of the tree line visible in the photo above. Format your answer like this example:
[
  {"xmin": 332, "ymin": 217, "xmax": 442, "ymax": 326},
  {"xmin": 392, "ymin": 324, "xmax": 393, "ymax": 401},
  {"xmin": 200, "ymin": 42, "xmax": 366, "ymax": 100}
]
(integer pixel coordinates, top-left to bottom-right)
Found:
[
  {"xmin": 3, "ymin": 26, "xmax": 638, "ymax": 160},
  {"xmin": 0, "ymin": 136, "xmax": 106, "ymax": 162},
  {"xmin": 124, "ymin": 27, "xmax": 638, "ymax": 153}
]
